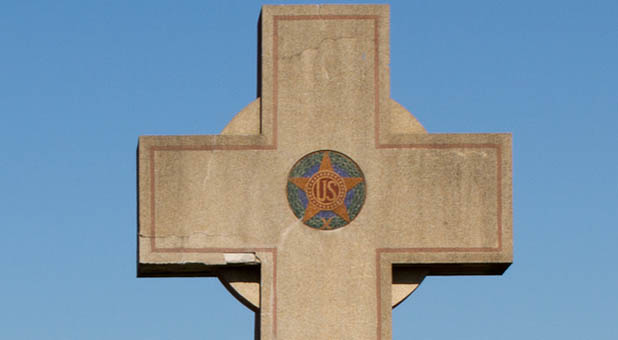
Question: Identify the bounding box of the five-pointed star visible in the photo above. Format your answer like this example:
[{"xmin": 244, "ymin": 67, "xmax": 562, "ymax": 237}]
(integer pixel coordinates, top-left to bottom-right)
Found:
[{"xmin": 289, "ymin": 152, "xmax": 364, "ymax": 223}]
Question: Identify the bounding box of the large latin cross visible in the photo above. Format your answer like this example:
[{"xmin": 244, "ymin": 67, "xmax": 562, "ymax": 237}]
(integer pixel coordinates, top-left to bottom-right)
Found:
[{"xmin": 138, "ymin": 5, "xmax": 512, "ymax": 340}]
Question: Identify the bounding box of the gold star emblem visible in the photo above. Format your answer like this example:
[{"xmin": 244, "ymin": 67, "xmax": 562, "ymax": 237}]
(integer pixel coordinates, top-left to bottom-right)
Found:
[{"xmin": 288, "ymin": 152, "xmax": 364, "ymax": 225}]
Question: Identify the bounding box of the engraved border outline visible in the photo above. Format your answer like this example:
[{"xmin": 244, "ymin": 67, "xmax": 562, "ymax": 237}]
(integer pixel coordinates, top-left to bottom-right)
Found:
[{"xmin": 143, "ymin": 12, "xmax": 510, "ymax": 340}]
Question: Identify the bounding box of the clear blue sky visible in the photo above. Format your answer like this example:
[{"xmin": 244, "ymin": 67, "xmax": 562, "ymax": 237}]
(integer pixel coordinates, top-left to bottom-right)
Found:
[{"xmin": 1, "ymin": 1, "xmax": 617, "ymax": 339}]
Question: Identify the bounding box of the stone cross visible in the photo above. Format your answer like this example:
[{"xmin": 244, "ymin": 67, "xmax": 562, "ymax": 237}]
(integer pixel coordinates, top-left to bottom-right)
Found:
[{"xmin": 138, "ymin": 5, "xmax": 512, "ymax": 340}]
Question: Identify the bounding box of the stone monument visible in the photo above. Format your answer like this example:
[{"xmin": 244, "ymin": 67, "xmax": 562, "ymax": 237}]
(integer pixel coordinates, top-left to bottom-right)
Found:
[{"xmin": 138, "ymin": 5, "xmax": 512, "ymax": 340}]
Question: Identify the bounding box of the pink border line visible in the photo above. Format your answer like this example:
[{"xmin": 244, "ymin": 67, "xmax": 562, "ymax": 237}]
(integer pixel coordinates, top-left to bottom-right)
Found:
[{"xmin": 146, "ymin": 14, "xmax": 507, "ymax": 340}]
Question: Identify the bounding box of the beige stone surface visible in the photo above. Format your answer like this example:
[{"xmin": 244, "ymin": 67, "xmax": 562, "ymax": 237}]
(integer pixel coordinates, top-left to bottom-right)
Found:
[
  {"xmin": 220, "ymin": 97, "xmax": 427, "ymax": 311},
  {"xmin": 138, "ymin": 5, "xmax": 512, "ymax": 340}
]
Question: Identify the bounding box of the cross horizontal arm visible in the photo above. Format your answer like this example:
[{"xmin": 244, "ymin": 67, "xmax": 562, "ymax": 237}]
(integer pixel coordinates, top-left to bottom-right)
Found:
[
  {"xmin": 138, "ymin": 135, "xmax": 287, "ymax": 271},
  {"xmin": 371, "ymin": 133, "xmax": 512, "ymax": 268}
]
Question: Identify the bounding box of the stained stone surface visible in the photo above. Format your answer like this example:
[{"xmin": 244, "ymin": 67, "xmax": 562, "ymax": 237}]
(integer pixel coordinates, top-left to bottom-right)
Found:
[{"xmin": 138, "ymin": 5, "xmax": 512, "ymax": 340}]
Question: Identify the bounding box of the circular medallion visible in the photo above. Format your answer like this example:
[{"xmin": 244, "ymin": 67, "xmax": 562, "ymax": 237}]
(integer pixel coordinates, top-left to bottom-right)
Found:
[{"xmin": 287, "ymin": 150, "xmax": 366, "ymax": 230}]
